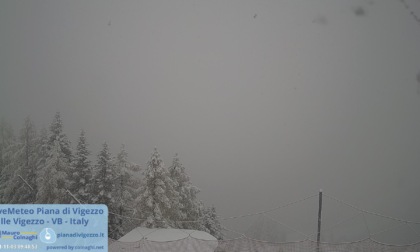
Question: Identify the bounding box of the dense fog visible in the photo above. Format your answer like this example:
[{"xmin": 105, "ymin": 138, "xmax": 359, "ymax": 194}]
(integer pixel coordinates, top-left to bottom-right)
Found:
[{"xmin": 1, "ymin": 0, "xmax": 420, "ymax": 244}]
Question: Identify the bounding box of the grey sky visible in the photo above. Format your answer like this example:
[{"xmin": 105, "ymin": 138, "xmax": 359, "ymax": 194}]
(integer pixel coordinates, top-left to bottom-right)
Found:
[{"xmin": 1, "ymin": 0, "xmax": 420, "ymax": 243}]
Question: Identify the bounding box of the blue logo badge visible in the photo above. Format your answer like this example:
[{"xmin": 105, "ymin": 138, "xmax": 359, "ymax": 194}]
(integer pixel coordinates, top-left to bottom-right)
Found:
[{"xmin": 40, "ymin": 228, "xmax": 57, "ymax": 244}]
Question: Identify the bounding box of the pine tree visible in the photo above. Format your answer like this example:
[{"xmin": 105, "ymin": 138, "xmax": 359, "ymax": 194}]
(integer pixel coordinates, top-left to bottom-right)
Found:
[
  {"xmin": 3, "ymin": 117, "xmax": 38, "ymax": 203},
  {"xmin": 199, "ymin": 206, "xmax": 223, "ymax": 240},
  {"xmin": 36, "ymin": 139, "xmax": 70, "ymax": 203},
  {"xmin": 116, "ymin": 145, "xmax": 142, "ymax": 234},
  {"xmin": 0, "ymin": 119, "xmax": 15, "ymax": 203},
  {"xmin": 111, "ymin": 145, "xmax": 142, "ymax": 238},
  {"xmin": 113, "ymin": 145, "xmax": 131, "ymax": 238},
  {"xmin": 35, "ymin": 127, "xmax": 49, "ymax": 197},
  {"xmin": 114, "ymin": 145, "xmax": 129, "ymax": 213},
  {"xmin": 92, "ymin": 142, "xmax": 115, "ymax": 204},
  {"xmin": 135, "ymin": 148, "xmax": 179, "ymax": 228},
  {"xmin": 48, "ymin": 112, "xmax": 72, "ymax": 164},
  {"xmin": 91, "ymin": 142, "xmax": 119, "ymax": 238},
  {"xmin": 70, "ymin": 130, "xmax": 92, "ymax": 204},
  {"xmin": 38, "ymin": 112, "xmax": 73, "ymax": 203},
  {"xmin": 0, "ymin": 118, "xmax": 14, "ymax": 174},
  {"xmin": 169, "ymin": 153, "xmax": 201, "ymax": 229}
]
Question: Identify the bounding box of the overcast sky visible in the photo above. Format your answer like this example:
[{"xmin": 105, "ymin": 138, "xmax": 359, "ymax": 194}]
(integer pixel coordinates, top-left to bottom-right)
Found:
[{"xmin": 1, "ymin": 0, "xmax": 420, "ymax": 244}]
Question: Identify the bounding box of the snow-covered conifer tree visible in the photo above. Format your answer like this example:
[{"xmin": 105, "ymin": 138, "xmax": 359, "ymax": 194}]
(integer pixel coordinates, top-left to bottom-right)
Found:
[
  {"xmin": 35, "ymin": 127, "xmax": 49, "ymax": 193},
  {"xmin": 48, "ymin": 112, "xmax": 72, "ymax": 163},
  {"xmin": 38, "ymin": 112, "xmax": 73, "ymax": 203},
  {"xmin": 70, "ymin": 130, "xmax": 92, "ymax": 204},
  {"xmin": 36, "ymin": 139, "xmax": 70, "ymax": 203},
  {"xmin": 0, "ymin": 118, "xmax": 15, "ymax": 177},
  {"xmin": 112, "ymin": 145, "xmax": 128, "ymax": 238},
  {"xmin": 169, "ymin": 153, "xmax": 201, "ymax": 229},
  {"xmin": 92, "ymin": 142, "xmax": 115, "ymax": 204},
  {"xmin": 114, "ymin": 145, "xmax": 130, "ymax": 214},
  {"xmin": 135, "ymin": 148, "xmax": 179, "ymax": 228},
  {"xmin": 91, "ymin": 142, "xmax": 119, "ymax": 238},
  {"xmin": 4, "ymin": 117, "xmax": 38, "ymax": 203},
  {"xmin": 199, "ymin": 206, "xmax": 223, "ymax": 240},
  {"xmin": 111, "ymin": 145, "xmax": 142, "ymax": 237},
  {"xmin": 0, "ymin": 119, "xmax": 16, "ymax": 203}
]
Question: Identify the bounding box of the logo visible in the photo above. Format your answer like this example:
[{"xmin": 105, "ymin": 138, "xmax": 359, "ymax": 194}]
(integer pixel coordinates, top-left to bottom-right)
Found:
[{"xmin": 39, "ymin": 228, "xmax": 57, "ymax": 244}]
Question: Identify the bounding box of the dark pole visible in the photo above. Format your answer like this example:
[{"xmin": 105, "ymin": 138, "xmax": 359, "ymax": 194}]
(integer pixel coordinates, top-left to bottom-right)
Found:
[{"xmin": 317, "ymin": 190, "xmax": 323, "ymax": 252}]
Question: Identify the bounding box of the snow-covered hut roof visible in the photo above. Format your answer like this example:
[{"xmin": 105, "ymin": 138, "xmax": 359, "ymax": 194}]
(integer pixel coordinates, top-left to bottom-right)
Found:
[
  {"xmin": 109, "ymin": 227, "xmax": 218, "ymax": 252},
  {"xmin": 119, "ymin": 227, "xmax": 217, "ymax": 242}
]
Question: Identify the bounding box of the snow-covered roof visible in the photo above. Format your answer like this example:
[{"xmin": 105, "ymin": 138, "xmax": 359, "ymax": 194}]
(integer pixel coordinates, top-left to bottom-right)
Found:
[
  {"xmin": 118, "ymin": 227, "xmax": 217, "ymax": 242},
  {"xmin": 110, "ymin": 227, "xmax": 218, "ymax": 252}
]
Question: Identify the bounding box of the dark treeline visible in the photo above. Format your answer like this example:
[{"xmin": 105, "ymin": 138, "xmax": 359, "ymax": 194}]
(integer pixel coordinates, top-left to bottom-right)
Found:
[{"xmin": 0, "ymin": 113, "xmax": 222, "ymax": 240}]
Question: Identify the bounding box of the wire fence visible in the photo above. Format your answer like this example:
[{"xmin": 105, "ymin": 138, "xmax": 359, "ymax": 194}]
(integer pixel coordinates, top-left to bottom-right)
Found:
[
  {"xmin": 108, "ymin": 236, "xmax": 420, "ymax": 252},
  {"xmin": 105, "ymin": 191, "xmax": 420, "ymax": 251}
]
